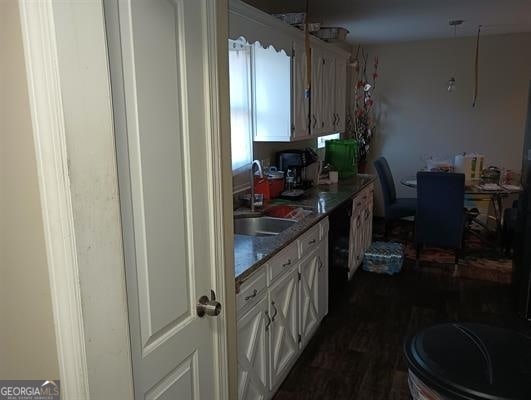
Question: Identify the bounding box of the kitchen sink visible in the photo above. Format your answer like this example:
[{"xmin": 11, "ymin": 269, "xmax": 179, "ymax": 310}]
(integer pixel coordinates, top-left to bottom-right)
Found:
[{"xmin": 234, "ymin": 216, "xmax": 297, "ymax": 237}]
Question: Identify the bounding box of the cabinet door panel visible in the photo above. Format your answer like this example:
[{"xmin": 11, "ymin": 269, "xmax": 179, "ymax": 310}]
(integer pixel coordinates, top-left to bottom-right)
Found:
[
  {"xmin": 238, "ymin": 296, "xmax": 269, "ymax": 400},
  {"xmin": 299, "ymin": 250, "xmax": 320, "ymax": 347},
  {"xmin": 310, "ymin": 47, "xmax": 324, "ymax": 136},
  {"xmin": 335, "ymin": 58, "xmax": 347, "ymax": 132},
  {"xmin": 322, "ymin": 55, "xmax": 336, "ymax": 134},
  {"xmin": 292, "ymin": 41, "xmax": 310, "ymax": 140},
  {"xmin": 348, "ymin": 205, "xmax": 363, "ymax": 280},
  {"xmin": 254, "ymin": 44, "xmax": 291, "ymax": 142},
  {"xmin": 317, "ymin": 238, "xmax": 329, "ymax": 321},
  {"xmin": 268, "ymin": 268, "xmax": 299, "ymax": 391}
]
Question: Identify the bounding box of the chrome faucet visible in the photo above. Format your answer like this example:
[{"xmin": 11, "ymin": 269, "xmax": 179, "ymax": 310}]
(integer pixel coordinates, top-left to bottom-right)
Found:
[{"xmin": 250, "ymin": 160, "xmax": 263, "ymax": 212}]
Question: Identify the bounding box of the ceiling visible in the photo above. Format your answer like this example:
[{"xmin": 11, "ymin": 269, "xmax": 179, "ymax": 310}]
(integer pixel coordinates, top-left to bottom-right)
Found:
[{"xmin": 247, "ymin": 0, "xmax": 531, "ymax": 44}]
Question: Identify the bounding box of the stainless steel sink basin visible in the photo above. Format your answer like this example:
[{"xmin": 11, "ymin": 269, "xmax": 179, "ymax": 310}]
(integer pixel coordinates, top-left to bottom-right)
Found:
[{"xmin": 234, "ymin": 216, "xmax": 297, "ymax": 237}]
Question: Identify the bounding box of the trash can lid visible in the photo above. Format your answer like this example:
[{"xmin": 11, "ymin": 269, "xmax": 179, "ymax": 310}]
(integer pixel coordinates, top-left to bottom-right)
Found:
[{"xmin": 404, "ymin": 323, "xmax": 531, "ymax": 400}]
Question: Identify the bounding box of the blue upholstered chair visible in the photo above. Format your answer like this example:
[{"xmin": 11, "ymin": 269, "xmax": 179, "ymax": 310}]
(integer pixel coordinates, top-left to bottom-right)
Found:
[
  {"xmin": 374, "ymin": 157, "xmax": 416, "ymax": 238},
  {"xmin": 415, "ymin": 172, "xmax": 465, "ymax": 268}
]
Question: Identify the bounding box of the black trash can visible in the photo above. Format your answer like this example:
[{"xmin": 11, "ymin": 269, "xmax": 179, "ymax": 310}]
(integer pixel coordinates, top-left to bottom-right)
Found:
[{"xmin": 404, "ymin": 323, "xmax": 531, "ymax": 400}]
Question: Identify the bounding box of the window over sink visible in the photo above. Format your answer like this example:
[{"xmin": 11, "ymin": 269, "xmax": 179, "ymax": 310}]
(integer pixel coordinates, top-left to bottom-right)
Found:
[{"xmin": 229, "ymin": 39, "xmax": 253, "ymax": 173}]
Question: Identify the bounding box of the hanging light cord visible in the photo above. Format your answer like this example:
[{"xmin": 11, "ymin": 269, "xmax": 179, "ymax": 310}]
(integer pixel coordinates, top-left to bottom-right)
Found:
[{"xmin": 472, "ymin": 25, "xmax": 482, "ymax": 107}]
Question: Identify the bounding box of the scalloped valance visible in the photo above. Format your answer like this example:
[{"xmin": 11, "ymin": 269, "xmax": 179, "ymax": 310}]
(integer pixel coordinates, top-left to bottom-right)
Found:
[{"xmin": 229, "ymin": 6, "xmax": 294, "ymax": 54}]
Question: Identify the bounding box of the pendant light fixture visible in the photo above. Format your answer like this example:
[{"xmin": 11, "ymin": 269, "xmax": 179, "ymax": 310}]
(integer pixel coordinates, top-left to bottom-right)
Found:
[{"xmin": 447, "ymin": 20, "xmax": 463, "ymax": 92}]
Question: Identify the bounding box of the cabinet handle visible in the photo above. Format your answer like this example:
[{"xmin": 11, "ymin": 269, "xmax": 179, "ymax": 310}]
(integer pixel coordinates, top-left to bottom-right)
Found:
[
  {"xmin": 282, "ymin": 259, "xmax": 292, "ymax": 267},
  {"xmin": 308, "ymin": 239, "xmax": 316, "ymax": 245},
  {"xmin": 312, "ymin": 114, "xmax": 317, "ymax": 128},
  {"xmin": 244, "ymin": 289, "xmax": 258, "ymax": 301},
  {"xmin": 271, "ymin": 301, "xmax": 278, "ymax": 321},
  {"xmin": 265, "ymin": 310, "xmax": 272, "ymax": 331},
  {"xmin": 337, "ymin": 114, "xmax": 341, "ymax": 126}
]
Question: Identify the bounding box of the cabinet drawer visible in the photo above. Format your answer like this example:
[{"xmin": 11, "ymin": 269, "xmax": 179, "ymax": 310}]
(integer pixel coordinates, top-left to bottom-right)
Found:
[
  {"xmin": 268, "ymin": 243, "xmax": 299, "ymax": 284},
  {"xmin": 298, "ymin": 223, "xmax": 321, "ymax": 256},
  {"xmin": 237, "ymin": 268, "xmax": 267, "ymax": 312}
]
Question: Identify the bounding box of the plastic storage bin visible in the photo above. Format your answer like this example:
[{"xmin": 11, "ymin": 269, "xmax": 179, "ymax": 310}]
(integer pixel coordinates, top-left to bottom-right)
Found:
[
  {"xmin": 324, "ymin": 139, "xmax": 358, "ymax": 179},
  {"xmin": 404, "ymin": 323, "xmax": 531, "ymax": 400},
  {"xmin": 362, "ymin": 241, "xmax": 404, "ymax": 275},
  {"xmin": 314, "ymin": 27, "xmax": 349, "ymax": 41},
  {"xmin": 272, "ymin": 12, "xmax": 305, "ymax": 25}
]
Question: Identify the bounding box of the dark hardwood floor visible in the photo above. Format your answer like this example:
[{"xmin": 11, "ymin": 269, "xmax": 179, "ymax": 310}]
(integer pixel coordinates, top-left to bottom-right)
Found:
[{"xmin": 273, "ymin": 263, "xmax": 530, "ymax": 400}]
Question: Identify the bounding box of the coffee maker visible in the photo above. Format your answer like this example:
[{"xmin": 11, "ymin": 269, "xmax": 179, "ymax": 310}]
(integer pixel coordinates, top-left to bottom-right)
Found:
[{"xmin": 276, "ymin": 148, "xmax": 318, "ymax": 189}]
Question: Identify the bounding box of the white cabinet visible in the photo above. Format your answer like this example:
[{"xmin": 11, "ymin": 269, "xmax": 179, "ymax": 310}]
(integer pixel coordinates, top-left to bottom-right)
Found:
[
  {"xmin": 321, "ymin": 53, "xmax": 336, "ymax": 134},
  {"xmin": 310, "ymin": 44, "xmax": 347, "ymax": 137},
  {"xmin": 237, "ymin": 218, "xmax": 329, "ymax": 400},
  {"xmin": 299, "ymin": 246, "xmax": 321, "ymax": 348},
  {"xmin": 238, "ymin": 295, "xmax": 270, "ymax": 400},
  {"xmin": 317, "ymin": 234, "xmax": 329, "ymax": 321},
  {"xmin": 348, "ymin": 184, "xmax": 375, "ymax": 279},
  {"xmin": 229, "ymin": 0, "xmax": 349, "ymax": 142},
  {"xmin": 253, "ymin": 44, "xmax": 292, "ymax": 142},
  {"xmin": 268, "ymin": 267, "xmax": 299, "ymax": 391},
  {"xmin": 310, "ymin": 46, "xmax": 325, "ymax": 136},
  {"xmin": 334, "ymin": 58, "xmax": 347, "ymax": 132},
  {"xmin": 292, "ymin": 40, "xmax": 310, "ymax": 140}
]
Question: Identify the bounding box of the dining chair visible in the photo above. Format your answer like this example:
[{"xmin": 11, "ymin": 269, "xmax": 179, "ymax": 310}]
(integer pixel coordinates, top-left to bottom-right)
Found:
[
  {"xmin": 374, "ymin": 157, "xmax": 416, "ymax": 238},
  {"xmin": 415, "ymin": 172, "xmax": 465, "ymax": 270}
]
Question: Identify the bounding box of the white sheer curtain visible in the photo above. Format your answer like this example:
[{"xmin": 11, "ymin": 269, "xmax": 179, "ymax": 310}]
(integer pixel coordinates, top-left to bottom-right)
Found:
[{"xmin": 229, "ymin": 40, "xmax": 253, "ymax": 172}]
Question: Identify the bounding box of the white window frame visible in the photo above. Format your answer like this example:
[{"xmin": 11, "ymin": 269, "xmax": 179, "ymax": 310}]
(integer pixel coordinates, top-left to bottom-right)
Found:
[{"xmin": 228, "ymin": 39, "xmax": 253, "ymax": 175}]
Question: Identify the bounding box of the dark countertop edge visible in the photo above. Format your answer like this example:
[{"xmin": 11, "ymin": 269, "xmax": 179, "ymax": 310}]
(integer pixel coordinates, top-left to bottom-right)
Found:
[
  {"xmin": 235, "ymin": 175, "xmax": 377, "ymax": 285},
  {"xmin": 235, "ymin": 214, "xmax": 327, "ymax": 284}
]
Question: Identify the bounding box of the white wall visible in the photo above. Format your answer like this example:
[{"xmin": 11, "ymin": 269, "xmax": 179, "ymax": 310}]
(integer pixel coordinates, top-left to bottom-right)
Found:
[
  {"xmin": 0, "ymin": 0, "xmax": 59, "ymax": 379},
  {"xmin": 366, "ymin": 32, "xmax": 531, "ymax": 214}
]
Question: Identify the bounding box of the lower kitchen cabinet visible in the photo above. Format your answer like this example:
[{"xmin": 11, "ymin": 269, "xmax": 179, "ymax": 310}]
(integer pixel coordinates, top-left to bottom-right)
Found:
[
  {"xmin": 317, "ymin": 234, "xmax": 329, "ymax": 321},
  {"xmin": 237, "ymin": 218, "xmax": 329, "ymax": 400},
  {"xmin": 299, "ymin": 247, "xmax": 321, "ymax": 348},
  {"xmin": 237, "ymin": 295, "xmax": 270, "ymax": 400},
  {"xmin": 348, "ymin": 184, "xmax": 375, "ymax": 279},
  {"xmin": 268, "ymin": 267, "xmax": 299, "ymax": 391}
]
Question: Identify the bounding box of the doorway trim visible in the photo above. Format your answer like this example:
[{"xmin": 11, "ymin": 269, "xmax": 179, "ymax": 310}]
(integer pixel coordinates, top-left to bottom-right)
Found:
[
  {"xmin": 18, "ymin": 2, "xmax": 92, "ymax": 398},
  {"xmin": 18, "ymin": 0, "xmax": 235, "ymax": 398}
]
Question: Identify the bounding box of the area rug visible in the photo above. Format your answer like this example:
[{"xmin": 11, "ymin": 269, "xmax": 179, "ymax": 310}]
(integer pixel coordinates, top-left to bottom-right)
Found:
[{"xmin": 374, "ymin": 221, "xmax": 513, "ymax": 284}]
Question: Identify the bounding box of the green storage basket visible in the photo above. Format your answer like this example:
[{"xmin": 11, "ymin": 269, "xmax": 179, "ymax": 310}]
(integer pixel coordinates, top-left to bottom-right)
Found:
[{"xmin": 325, "ymin": 139, "xmax": 358, "ymax": 178}]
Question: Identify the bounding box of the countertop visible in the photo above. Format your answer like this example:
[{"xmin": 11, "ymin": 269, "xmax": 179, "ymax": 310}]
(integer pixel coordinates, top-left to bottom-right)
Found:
[{"xmin": 234, "ymin": 174, "xmax": 376, "ymax": 284}]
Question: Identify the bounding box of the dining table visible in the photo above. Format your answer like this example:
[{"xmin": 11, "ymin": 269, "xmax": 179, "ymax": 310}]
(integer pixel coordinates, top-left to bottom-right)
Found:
[{"xmin": 400, "ymin": 177, "xmax": 522, "ymax": 248}]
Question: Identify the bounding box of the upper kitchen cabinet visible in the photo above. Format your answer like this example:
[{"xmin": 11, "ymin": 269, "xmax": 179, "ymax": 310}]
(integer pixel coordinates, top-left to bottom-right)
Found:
[
  {"xmin": 229, "ymin": 0, "xmax": 350, "ymax": 142},
  {"xmin": 292, "ymin": 40, "xmax": 310, "ymax": 140},
  {"xmin": 253, "ymin": 43, "xmax": 292, "ymax": 142},
  {"xmin": 311, "ymin": 46, "xmax": 336, "ymax": 136},
  {"xmin": 334, "ymin": 57, "xmax": 347, "ymax": 132}
]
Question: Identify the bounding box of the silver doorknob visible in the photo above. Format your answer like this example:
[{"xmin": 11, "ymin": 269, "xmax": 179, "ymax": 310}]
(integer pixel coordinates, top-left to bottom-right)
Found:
[{"xmin": 196, "ymin": 290, "xmax": 221, "ymax": 318}]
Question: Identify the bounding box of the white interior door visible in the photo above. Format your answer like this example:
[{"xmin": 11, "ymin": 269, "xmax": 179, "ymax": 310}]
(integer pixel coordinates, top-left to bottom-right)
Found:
[{"xmin": 105, "ymin": 0, "xmax": 228, "ymax": 398}]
